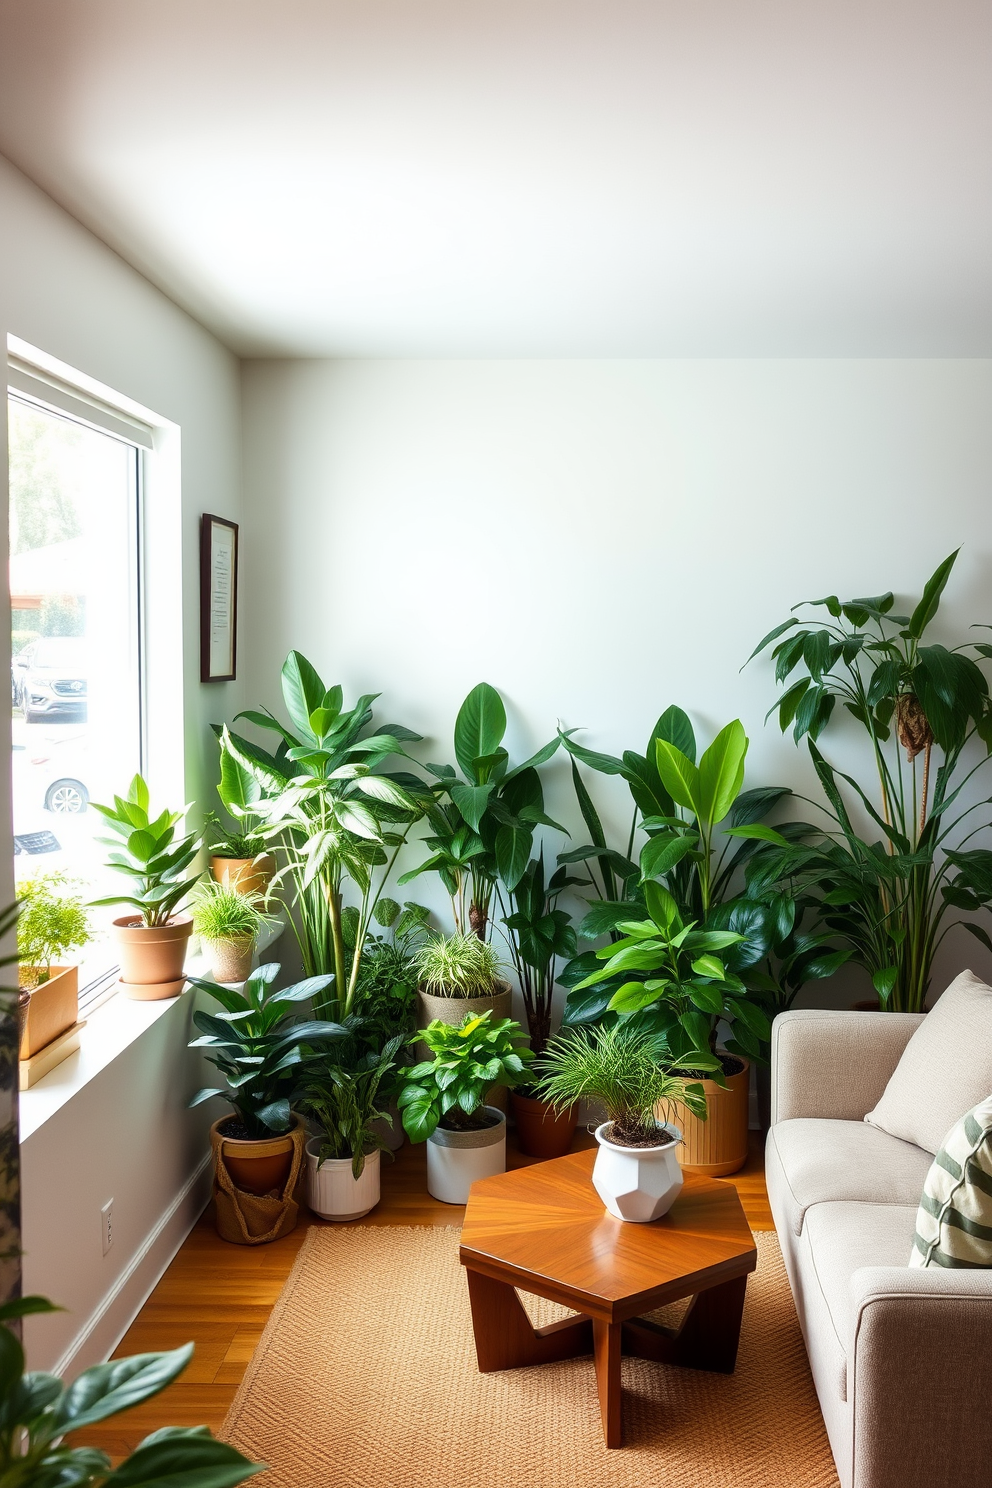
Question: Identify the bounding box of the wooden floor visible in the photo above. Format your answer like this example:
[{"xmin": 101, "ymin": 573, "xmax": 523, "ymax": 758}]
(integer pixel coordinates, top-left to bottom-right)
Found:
[{"xmin": 73, "ymin": 1129, "xmax": 771, "ymax": 1461}]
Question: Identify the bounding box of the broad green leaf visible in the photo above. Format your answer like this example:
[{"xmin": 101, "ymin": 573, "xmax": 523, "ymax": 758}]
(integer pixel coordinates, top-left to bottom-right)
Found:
[
  {"xmin": 653, "ymin": 706, "xmax": 696, "ymax": 763},
  {"xmin": 644, "ymin": 880, "xmax": 679, "ymax": 930},
  {"xmin": 55, "ymin": 1346, "xmax": 195, "ymax": 1432},
  {"xmin": 907, "ymin": 549, "xmax": 959, "ymax": 639},
  {"xmin": 104, "ymin": 1429, "xmax": 264, "ymax": 1487},
  {"xmin": 450, "ymin": 781, "xmax": 494, "ymax": 832},
  {"xmin": 744, "ymin": 615, "xmax": 799, "ymax": 664},
  {"xmin": 608, "ymin": 982, "xmax": 662, "ymax": 1013},
  {"xmin": 280, "ymin": 651, "xmax": 326, "ymax": 740},
  {"xmin": 724, "ymin": 823, "xmax": 789, "ymax": 847},
  {"xmin": 639, "ymin": 832, "xmax": 696, "ymax": 881},
  {"xmin": 454, "ymin": 683, "xmax": 506, "ymax": 778},
  {"xmin": 495, "ymin": 824, "xmax": 531, "ymax": 889},
  {"xmin": 217, "ymin": 747, "xmax": 261, "ymax": 813},
  {"xmin": 697, "ymin": 719, "xmax": 748, "ymax": 827},
  {"xmin": 691, "ymin": 955, "xmax": 726, "ymax": 979},
  {"xmin": 654, "ymin": 739, "xmax": 701, "ymax": 816}
]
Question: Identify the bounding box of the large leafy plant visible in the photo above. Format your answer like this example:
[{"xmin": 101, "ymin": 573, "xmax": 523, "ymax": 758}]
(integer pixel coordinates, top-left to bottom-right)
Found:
[
  {"xmin": 189, "ymin": 962, "xmax": 346, "ymax": 1138},
  {"xmin": 91, "ymin": 775, "xmax": 201, "ymax": 928},
  {"xmin": 397, "ymin": 1011, "xmax": 534, "ymax": 1140},
  {"xmin": 748, "ymin": 549, "xmax": 992, "ymax": 1012},
  {"xmin": 295, "ymin": 1034, "xmax": 402, "ymax": 1179},
  {"xmin": 220, "ymin": 652, "xmax": 427, "ymax": 1019},
  {"xmin": 399, "ymin": 682, "xmax": 561, "ymax": 938},
  {"xmin": 0, "ymin": 1294, "xmax": 260, "ymax": 1487},
  {"xmin": 500, "ymin": 851, "xmax": 577, "ymax": 1058}
]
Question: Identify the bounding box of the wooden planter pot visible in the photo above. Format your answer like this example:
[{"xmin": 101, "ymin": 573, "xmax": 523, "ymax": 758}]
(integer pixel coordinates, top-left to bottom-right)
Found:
[
  {"xmin": 417, "ymin": 981, "xmax": 512, "ymax": 1112},
  {"xmin": 669, "ymin": 1058, "xmax": 751, "ymax": 1176},
  {"xmin": 18, "ymin": 965, "xmax": 78, "ymax": 1058}
]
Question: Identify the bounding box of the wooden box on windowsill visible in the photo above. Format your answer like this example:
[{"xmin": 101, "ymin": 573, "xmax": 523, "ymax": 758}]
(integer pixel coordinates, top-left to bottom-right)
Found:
[{"xmin": 19, "ymin": 964, "xmax": 79, "ymax": 1059}]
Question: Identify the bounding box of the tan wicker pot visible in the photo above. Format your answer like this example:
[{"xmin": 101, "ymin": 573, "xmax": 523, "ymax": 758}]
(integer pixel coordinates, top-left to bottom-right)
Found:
[
  {"xmin": 18, "ymin": 965, "xmax": 78, "ymax": 1058},
  {"xmin": 210, "ymin": 854, "xmax": 276, "ymax": 898},
  {"xmin": 112, "ymin": 915, "xmax": 193, "ymax": 999},
  {"xmin": 205, "ymin": 936, "xmax": 255, "ymax": 984},
  {"xmin": 668, "ymin": 1057, "xmax": 751, "ymax": 1176},
  {"xmin": 417, "ymin": 980, "xmax": 513, "ymax": 1112}
]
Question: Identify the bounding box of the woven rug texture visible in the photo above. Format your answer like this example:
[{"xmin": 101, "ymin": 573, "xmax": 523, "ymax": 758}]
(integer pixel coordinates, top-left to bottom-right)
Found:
[{"xmin": 224, "ymin": 1224, "xmax": 840, "ymax": 1488}]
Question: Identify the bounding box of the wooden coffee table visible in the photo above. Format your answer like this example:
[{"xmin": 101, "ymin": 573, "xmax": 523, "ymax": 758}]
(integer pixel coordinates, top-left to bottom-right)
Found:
[{"xmin": 459, "ymin": 1147, "xmax": 757, "ymax": 1447}]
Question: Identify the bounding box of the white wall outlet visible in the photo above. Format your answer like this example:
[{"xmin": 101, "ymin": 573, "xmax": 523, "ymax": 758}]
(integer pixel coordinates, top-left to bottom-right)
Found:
[{"xmin": 101, "ymin": 1199, "xmax": 113, "ymax": 1256}]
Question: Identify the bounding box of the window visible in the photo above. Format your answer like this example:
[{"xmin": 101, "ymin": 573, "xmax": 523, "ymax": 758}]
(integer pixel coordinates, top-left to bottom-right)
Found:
[{"xmin": 7, "ymin": 363, "xmax": 150, "ymax": 1008}]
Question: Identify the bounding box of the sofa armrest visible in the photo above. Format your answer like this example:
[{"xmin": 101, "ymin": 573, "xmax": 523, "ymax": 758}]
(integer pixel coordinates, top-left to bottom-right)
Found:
[
  {"xmin": 848, "ymin": 1266, "xmax": 992, "ymax": 1488},
  {"xmin": 770, "ymin": 1009, "xmax": 924, "ymax": 1124}
]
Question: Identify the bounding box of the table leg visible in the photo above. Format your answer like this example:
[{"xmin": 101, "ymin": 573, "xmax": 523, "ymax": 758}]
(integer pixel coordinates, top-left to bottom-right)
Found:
[
  {"xmin": 465, "ymin": 1268, "xmax": 593, "ymax": 1373},
  {"xmin": 592, "ymin": 1318, "xmax": 622, "ymax": 1448},
  {"xmin": 622, "ymin": 1273, "xmax": 749, "ymax": 1374}
]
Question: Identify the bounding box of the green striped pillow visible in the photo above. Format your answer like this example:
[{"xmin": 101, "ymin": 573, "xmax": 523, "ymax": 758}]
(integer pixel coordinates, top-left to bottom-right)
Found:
[{"xmin": 911, "ymin": 1093, "xmax": 992, "ymax": 1269}]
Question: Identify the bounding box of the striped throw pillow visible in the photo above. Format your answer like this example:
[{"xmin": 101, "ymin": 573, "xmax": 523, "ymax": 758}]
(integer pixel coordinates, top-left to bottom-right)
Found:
[{"xmin": 911, "ymin": 1093, "xmax": 992, "ymax": 1269}]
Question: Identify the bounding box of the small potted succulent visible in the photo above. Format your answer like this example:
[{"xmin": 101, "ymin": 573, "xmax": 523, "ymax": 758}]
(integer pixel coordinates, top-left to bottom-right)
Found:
[
  {"xmin": 295, "ymin": 1035, "xmax": 403, "ymax": 1221},
  {"xmin": 536, "ymin": 1023, "xmax": 708, "ymax": 1223},
  {"xmin": 414, "ymin": 932, "xmax": 512, "ymax": 1106},
  {"xmin": 189, "ymin": 962, "xmax": 347, "ymax": 1234},
  {"xmin": 91, "ymin": 774, "xmax": 201, "ymax": 998},
  {"xmin": 192, "ymin": 879, "xmax": 271, "ymax": 984},
  {"xmin": 206, "ymin": 813, "xmax": 276, "ymax": 899},
  {"xmin": 16, "ymin": 871, "xmax": 90, "ymax": 1058},
  {"xmin": 398, "ymin": 1011, "xmax": 534, "ymax": 1204}
]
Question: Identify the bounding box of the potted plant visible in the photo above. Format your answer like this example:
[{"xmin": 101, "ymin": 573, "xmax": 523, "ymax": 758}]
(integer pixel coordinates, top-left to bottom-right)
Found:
[
  {"xmin": 188, "ymin": 962, "xmax": 346, "ymax": 1229},
  {"xmin": 501, "ymin": 852, "xmax": 580, "ymax": 1158},
  {"xmin": 90, "ymin": 774, "xmax": 202, "ymax": 998},
  {"xmin": 536, "ymin": 1023, "xmax": 707, "ymax": 1222},
  {"xmin": 295, "ymin": 1034, "xmax": 402, "ymax": 1221},
  {"xmin": 15, "ymin": 871, "xmax": 90, "ymax": 1059},
  {"xmin": 398, "ymin": 1010, "xmax": 534, "ymax": 1204},
  {"xmin": 0, "ymin": 1294, "xmax": 261, "ymax": 1485},
  {"xmin": 192, "ymin": 879, "xmax": 271, "ymax": 983},
  {"xmin": 414, "ymin": 932, "xmax": 512, "ymax": 1108},
  {"xmin": 207, "ymin": 813, "xmax": 276, "ymax": 899}
]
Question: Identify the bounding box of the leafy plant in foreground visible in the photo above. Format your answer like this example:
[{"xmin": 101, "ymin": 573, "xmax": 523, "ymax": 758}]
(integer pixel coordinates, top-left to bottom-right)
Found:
[{"xmin": 397, "ymin": 1011, "xmax": 534, "ymax": 1140}]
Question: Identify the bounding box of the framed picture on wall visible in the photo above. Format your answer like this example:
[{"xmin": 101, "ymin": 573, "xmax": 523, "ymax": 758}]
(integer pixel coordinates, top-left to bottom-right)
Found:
[{"xmin": 200, "ymin": 514, "xmax": 239, "ymax": 682}]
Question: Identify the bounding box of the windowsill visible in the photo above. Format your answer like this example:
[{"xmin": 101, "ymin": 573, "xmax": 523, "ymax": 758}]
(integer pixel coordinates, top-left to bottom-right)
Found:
[{"xmin": 19, "ymin": 916, "xmax": 287, "ymax": 1142}]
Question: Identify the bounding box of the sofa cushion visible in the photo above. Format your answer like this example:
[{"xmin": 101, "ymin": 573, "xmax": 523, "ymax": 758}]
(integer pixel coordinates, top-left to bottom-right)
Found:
[
  {"xmin": 767, "ymin": 1118, "xmax": 932, "ymax": 1236},
  {"xmin": 800, "ymin": 1201, "xmax": 918, "ymax": 1400},
  {"xmin": 911, "ymin": 1092, "xmax": 992, "ymax": 1268},
  {"xmin": 865, "ymin": 970, "xmax": 992, "ymax": 1154}
]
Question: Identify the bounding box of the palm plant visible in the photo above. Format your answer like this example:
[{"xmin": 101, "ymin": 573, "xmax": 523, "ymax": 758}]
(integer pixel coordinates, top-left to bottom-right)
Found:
[
  {"xmin": 748, "ymin": 549, "xmax": 992, "ymax": 1011},
  {"xmin": 399, "ymin": 682, "xmax": 562, "ymax": 938},
  {"xmin": 536, "ymin": 1023, "xmax": 707, "ymax": 1145},
  {"xmin": 220, "ymin": 651, "xmax": 428, "ymax": 1019}
]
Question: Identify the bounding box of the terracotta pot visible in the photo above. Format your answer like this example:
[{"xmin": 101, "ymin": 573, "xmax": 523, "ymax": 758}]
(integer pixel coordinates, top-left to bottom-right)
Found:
[
  {"xmin": 212, "ymin": 1114, "xmax": 302, "ymax": 1196},
  {"xmin": 210, "ymin": 854, "xmax": 276, "ymax": 899},
  {"xmin": 417, "ymin": 981, "xmax": 512, "ymax": 1112},
  {"xmin": 668, "ymin": 1056, "xmax": 751, "ymax": 1176},
  {"xmin": 112, "ymin": 915, "xmax": 193, "ymax": 998},
  {"xmin": 511, "ymin": 1091, "xmax": 577, "ymax": 1159},
  {"xmin": 18, "ymin": 964, "xmax": 78, "ymax": 1058},
  {"xmin": 205, "ymin": 936, "xmax": 255, "ymax": 984}
]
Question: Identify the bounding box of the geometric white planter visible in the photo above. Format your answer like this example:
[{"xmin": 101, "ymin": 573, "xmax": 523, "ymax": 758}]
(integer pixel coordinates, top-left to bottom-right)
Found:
[
  {"xmin": 592, "ymin": 1121, "xmax": 684, "ymax": 1223},
  {"xmin": 305, "ymin": 1138, "xmax": 380, "ymax": 1221},
  {"xmin": 426, "ymin": 1107, "xmax": 506, "ymax": 1205}
]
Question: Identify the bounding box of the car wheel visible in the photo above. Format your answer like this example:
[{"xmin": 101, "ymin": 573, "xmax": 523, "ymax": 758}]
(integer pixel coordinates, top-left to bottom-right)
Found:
[{"xmin": 45, "ymin": 779, "xmax": 88, "ymax": 814}]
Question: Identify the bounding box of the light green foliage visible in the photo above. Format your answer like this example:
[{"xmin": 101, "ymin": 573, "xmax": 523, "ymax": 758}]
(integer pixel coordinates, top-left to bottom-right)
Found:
[
  {"xmin": 204, "ymin": 811, "xmax": 267, "ymax": 861},
  {"xmin": 90, "ymin": 775, "xmax": 201, "ymax": 929},
  {"xmin": 749, "ymin": 550, "xmax": 992, "ymax": 1012},
  {"xmin": 295, "ymin": 1035, "xmax": 403, "ymax": 1178},
  {"xmin": 536, "ymin": 1023, "xmax": 707, "ymax": 1145},
  {"xmin": 192, "ymin": 881, "xmax": 269, "ymax": 945},
  {"xmin": 219, "ymin": 652, "xmax": 428, "ymax": 1019},
  {"xmin": 0, "ymin": 1293, "xmax": 261, "ymax": 1486},
  {"xmin": 414, "ymin": 932, "xmax": 504, "ymax": 999},
  {"xmin": 16, "ymin": 872, "xmax": 90, "ymax": 982},
  {"xmin": 397, "ymin": 1011, "xmax": 534, "ymax": 1141},
  {"xmin": 188, "ymin": 962, "xmax": 347, "ymax": 1138},
  {"xmin": 346, "ymin": 900, "xmax": 431, "ymax": 1058},
  {"xmin": 399, "ymin": 681, "xmax": 562, "ymax": 938}
]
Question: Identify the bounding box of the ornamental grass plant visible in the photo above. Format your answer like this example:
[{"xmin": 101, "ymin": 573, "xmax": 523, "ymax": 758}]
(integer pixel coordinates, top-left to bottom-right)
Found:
[{"xmin": 414, "ymin": 932, "xmax": 504, "ymax": 999}]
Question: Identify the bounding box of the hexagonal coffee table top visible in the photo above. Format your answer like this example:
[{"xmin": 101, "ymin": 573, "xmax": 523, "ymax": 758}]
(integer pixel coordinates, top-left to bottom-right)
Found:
[{"xmin": 460, "ymin": 1147, "xmax": 756, "ymax": 1322}]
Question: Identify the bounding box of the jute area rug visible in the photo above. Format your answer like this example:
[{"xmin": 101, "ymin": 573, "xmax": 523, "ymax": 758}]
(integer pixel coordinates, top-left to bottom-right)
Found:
[{"xmin": 224, "ymin": 1226, "xmax": 839, "ymax": 1488}]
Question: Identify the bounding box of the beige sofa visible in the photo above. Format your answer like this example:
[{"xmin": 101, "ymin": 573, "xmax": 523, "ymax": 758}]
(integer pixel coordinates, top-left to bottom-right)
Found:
[{"xmin": 766, "ymin": 1009, "xmax": 992, "ymax": 1488}]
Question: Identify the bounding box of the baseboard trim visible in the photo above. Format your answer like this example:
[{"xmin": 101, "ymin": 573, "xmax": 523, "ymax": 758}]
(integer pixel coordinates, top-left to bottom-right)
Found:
[{"xmin": 51, "ymin": 1152, "xmax": 213, "ymax": 1379}]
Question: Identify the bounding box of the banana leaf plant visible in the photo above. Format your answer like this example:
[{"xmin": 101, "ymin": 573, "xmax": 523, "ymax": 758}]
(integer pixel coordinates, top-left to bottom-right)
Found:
[
  {"xmin": 747, "ymin": 548, "xmax": 992, "ymax": 1012},
  {"xmin": 557, "ymin": 709, "xmax": 839, "ymax": 1055},
  {"xmin": 399, "ymin": 682, "xmax": 563, "ymax": 938},
  {"xmin": 500, "ymin": 852, "xmax": 578, "ymax": 1058},
  {"xmin": 0, "ymin": 1294, "xmax": 260, "ymax": 1486},
  {"xmin": 218, "ymin": 651, "xmax": 430, "ymax": 1019}
]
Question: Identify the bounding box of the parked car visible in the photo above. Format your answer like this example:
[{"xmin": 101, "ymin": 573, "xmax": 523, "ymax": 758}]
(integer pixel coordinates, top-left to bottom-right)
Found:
[
  {"xmin": 12, "ymin": 730, "xmax": 90, "ymax": 819},
  {"xmin": 14, "ymin": 637, "xmax": 87, "ymax": 722}
]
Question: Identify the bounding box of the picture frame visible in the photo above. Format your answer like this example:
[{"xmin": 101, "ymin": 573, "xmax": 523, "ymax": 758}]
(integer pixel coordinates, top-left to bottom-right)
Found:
[{"xmin": 200, "ymin": 513, "xmax": 239, "ymax": 682}]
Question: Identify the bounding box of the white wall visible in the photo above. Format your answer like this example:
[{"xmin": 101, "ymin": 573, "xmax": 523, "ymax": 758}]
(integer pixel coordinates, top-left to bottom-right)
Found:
[
  {"xmin": 241, "ymin": 357, "xmax": 992, "ymax": 1000},
  {"xmin": 0, "ymin": 153, "xmax": 243, "ymax": 1363}
]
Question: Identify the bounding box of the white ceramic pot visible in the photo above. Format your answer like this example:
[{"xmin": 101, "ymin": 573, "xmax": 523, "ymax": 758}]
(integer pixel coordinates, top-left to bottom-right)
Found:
[
  {"xmin": 426, "ymin": 1106, "xmax": 506, "ymax": 1205},
  {"xmin": 592, "ymin": 1121, "xmax": 684, "ymax": 1223},
  {"xmin": 305, "ymin": 1138, "xmax": 380, "ymax": 1221}
]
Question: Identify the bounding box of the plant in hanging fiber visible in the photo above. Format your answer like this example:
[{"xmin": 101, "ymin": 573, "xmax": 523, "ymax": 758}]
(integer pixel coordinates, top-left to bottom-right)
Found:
[{"xmin": 747, "ymin": 549, "xmax": 992, "ymax": 1013}]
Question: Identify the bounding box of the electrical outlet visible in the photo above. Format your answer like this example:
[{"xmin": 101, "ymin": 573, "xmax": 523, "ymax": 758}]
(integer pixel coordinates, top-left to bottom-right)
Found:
[{"xmin": 101, "ymin": 1199, "xmax": 113, "ymax": 1256}]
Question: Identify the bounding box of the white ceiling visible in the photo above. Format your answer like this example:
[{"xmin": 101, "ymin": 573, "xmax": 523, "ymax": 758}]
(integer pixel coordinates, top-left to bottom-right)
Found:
[{"xmin": 0, "ymin": 0, "xmax": 989, "ymax": 358}]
